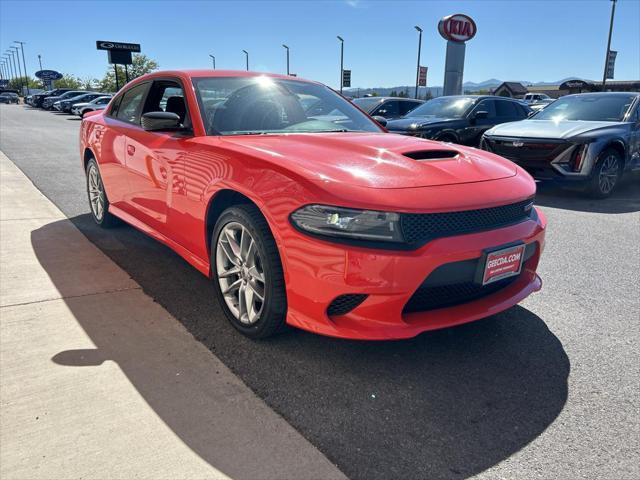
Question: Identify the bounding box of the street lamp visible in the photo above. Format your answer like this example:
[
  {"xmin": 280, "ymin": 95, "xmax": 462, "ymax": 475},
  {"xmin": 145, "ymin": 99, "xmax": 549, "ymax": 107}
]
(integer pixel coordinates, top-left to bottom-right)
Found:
[
  {"xmin": 414, "ymin": 26, "xmax": 423, "ymax": 99},
  {"xmin": 602, "ymin": 0, "xmax": 617, "ymax": 91},
  {"xmin": 5, "ymin": 53, "xmax": 15, "ymax": 82},
  {"xmin": 209, "ymin": 54, "xmax": 216, "ymax": 69},
  {"xmin": 282, "ymin": 44, "xmax": 290, "ymax": 75},
  {"xmin": 242, "ymin": 50, "xmax": 249, "ymax": 71},
  {"xmin": 337, "ymin": 35, "xmax": 344, "ymax": 94},
  {"xmin": 10, "ymin": 47, "xmax": 24, "ymax": 94},
  {"xmin": 37, "ymin": 54, "xmax": 43, "ymax": 70},
  {"xmin": 14, "ymin": 41, "xmax": 29, "ymax": 95}
]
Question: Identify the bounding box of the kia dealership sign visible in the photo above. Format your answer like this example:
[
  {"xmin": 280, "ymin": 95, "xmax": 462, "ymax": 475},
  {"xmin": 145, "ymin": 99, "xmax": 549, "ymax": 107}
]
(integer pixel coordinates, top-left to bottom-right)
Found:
[
  {"xmin": 438, "ymin": 14, "xmax": 477, "ymax": 43},
  {"xmin": 439, "ymin": 13, "xmax": 476, "ymax": 96}
]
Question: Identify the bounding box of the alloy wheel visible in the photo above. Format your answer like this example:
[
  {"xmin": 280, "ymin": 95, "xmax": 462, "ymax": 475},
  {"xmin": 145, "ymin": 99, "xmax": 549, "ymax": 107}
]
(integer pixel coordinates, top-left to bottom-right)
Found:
[
  {"xmin": 87, "ymin": 164, "xmax": 105, "ymax": 221},
  {"xmin": 216, "ymin": 222, "xmax": 266, "ymax": 325},
  {"xmin": 598, "ymin": 154, "xmax": 619, "ymax": 195}
]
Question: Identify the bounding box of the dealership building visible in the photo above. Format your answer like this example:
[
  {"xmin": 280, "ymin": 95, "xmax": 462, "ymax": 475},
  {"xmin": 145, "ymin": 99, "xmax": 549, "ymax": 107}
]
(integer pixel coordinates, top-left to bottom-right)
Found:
[{"xmin": 492, "ymin": 79, "xmax": 640, "ymax": 99}]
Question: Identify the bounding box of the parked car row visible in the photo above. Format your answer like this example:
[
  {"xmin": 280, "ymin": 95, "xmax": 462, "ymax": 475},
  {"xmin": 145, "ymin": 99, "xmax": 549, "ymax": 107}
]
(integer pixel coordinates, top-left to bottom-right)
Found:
[
  {"xmin": 25, "ymin": 88, "xmax": 112, "ymax": 117},
  {"xmin": 347, "ymin": 91, "xmax": 638, "ymax": 198}
]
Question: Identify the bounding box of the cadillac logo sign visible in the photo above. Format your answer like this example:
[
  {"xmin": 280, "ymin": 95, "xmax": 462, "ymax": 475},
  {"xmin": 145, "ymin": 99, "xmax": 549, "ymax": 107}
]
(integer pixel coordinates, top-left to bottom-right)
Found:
[{"xmin": 438, "ymin": 14, "xmax": 477, "ymax": 43}]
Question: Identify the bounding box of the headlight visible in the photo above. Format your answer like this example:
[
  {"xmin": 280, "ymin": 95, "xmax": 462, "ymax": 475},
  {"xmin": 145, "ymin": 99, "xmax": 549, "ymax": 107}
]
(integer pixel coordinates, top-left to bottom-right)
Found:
[{"xmin": 290, "ymin": 205, "xmax": 404, "ymax": 243}]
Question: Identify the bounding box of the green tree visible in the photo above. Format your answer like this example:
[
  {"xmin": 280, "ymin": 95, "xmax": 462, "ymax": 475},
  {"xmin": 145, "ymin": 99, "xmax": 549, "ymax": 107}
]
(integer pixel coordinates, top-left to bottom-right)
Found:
[
  {"xmin": 54, "ymin": 74, "xmax": 83, "ymax": 89},
  {"xmin": 81, "ymin": 77, "xmax": 99, "ymax": 90},
  {"xmin": 98, "ymin": 54, "xmax": 159, "ymax": 92},
  {"xmin": 6, "ymin": 76, "xmax": 41, "ymax": 91},
  {"xmin": 389, "ymin": 90, "xmax": 398, "ymax": 97}
]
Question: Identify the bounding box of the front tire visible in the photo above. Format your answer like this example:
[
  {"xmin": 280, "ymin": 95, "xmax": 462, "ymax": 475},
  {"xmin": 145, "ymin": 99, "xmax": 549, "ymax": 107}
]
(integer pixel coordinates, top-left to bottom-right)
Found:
[
  {"xmin": 588, "ymin": 148, "xmax": 622, "ymax": 198},
  {"xmin": 212, "ymin": 205, "xmax": 287, "ymax": 338},
  {"xmin": 86, "ymin": 158, "xmax": 120, "ymax": 228}
]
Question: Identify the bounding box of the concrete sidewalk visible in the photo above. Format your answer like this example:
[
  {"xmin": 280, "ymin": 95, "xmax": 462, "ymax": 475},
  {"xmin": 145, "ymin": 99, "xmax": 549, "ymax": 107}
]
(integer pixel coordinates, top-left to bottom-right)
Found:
[{"xmin": 0, "ymin": 151, "xmax": 346, "ymax": 480}]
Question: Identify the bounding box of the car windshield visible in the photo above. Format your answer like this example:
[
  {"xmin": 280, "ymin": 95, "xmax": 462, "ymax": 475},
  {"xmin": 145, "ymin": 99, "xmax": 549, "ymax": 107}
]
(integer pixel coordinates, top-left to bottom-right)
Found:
[
  {"xmin": 405, "ymin": 96, "xmax": 476, "ymax": 119},
  {"xmin": 532, "ymin": 94, "xmax": 636, "ymax": 122},
  {"xmin": 193, "ymin": 76, "xmax": 381, "ymax": 136},
  {"xmin": 352, "ymin": 97, "xmax": 382, "ymax": 113}
]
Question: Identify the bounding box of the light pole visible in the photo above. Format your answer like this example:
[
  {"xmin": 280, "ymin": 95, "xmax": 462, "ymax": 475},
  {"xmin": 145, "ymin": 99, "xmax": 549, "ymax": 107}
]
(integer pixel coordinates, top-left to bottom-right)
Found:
[
  {"xmin": 601, "ymin": 0, "xmax": 617, "ymax": 91},
  {"xmin": 414, "ymin": 26, "xmax": 423, "ymax": 99},
  {"xmin": 242, "ymin": 50, "xmax": 249, "ymax": 71},
  {"xmin": 282, "ymin": 44, "xmax": 290, "ymax": 75},
  {"xmin": 337, "ymin": 35, "xmax": 344, "ymax": 94},
  {"xmin": 209, "ymin": 54, "xmax": 216, "ymax": 69},
  {"xmin": 14, "ymin": 41, "xmax": 29, "ymax": 95},
  {"xmin": 10, "ymin": 47, "xmax": 24, "ymax": 94},
  {"xmin": 37, "ymin": 54, "xmax": 43, "ymax": 70},
  {"xmin": 6, "ymin": 53, "xmax": 16, "ymax": 84},
  {"xmin": 2, "ymin": 57, "xmax": 10, "ymax": 81}
]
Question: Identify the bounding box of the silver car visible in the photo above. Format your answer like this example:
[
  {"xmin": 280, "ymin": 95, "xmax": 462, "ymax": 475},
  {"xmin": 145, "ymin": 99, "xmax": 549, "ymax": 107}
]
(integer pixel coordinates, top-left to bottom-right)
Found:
[
  {"xmin": 482, "ymin": 92, "xmax": 640, "ymax": 198},
  {"xmin": 71, "ymin": 95, "xmax": 112, "ymax": 116}
]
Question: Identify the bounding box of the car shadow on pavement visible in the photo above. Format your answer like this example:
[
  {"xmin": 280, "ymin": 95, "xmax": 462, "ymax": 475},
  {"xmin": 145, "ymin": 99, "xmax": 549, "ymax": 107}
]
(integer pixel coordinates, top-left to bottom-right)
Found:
[
  {"xmin": 535, "ymin": 176, "xmax": 640, "ymax": 214},
  {"xmin": 33, "ymin": 216, "xmax": 570, "ymax": 480}
]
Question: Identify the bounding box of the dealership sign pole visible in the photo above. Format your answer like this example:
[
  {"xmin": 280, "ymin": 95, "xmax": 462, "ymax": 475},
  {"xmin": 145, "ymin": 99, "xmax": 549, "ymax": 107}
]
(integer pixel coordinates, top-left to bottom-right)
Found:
[
  {"xmin": 438, "ymin": 14, "xmax": 476, "ymax": 96},
  {"xmin": 601, "ymin": 0, "xmax": 617, "ymax": 91}
]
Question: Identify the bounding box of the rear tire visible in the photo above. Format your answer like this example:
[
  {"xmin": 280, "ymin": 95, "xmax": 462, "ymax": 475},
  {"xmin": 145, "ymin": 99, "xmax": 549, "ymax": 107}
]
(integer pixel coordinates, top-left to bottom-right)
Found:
[
  {"xmin": 588, "ymin": 148, "xmax": 622, "ymax": 199},
  {"xmin": 211, "ymin": 204, "xmax": 287, "ymax": 339},
  {"xmin": 85, "ymin": 158, "xmax": 120, "ymax": 228}
]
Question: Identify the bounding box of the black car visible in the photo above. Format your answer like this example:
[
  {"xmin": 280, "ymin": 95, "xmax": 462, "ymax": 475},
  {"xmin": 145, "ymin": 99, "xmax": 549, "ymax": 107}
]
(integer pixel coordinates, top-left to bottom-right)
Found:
[
  {"xmin": 31, "ymin": 88, "xmax": 73, "ymax": 108},
  {"xmin": 352, "ymin": 96, "xmax": 424, "ymax": 119},
  {"xmin": 482, "ymin": 92, "xmax": 640, "ymax": 198},
  {"xmin": 58, "ymin": 92, "xmax": 105, "ymax": 113},
  {"xmin": 0, "ymin": 92, "xmax": 20, "ymax": 104},
  {"xmin": 385, "ymin": 95, "xmax": 531, "ymax": 146}
]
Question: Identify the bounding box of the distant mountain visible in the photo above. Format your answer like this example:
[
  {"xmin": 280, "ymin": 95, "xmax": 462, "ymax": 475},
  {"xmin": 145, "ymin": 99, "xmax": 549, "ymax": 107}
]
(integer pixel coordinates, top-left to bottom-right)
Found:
[{"xmin": 344, "ymin": 77, "xmax": 591, "ymax": 97}]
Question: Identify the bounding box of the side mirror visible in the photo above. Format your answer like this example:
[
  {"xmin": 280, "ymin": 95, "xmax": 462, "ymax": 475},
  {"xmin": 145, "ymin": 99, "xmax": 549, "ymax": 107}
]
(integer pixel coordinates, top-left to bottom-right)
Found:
[
  {"xmin": 372, "ymin": 115, "xmax": 388, "ymax": 127},
  {"xmin": 141, "ymin": 111, "xmax": 183, "ymax": 131},
  {"xmin": 474, "ymin": 110, "xmax": 489, "ymax": 120}
]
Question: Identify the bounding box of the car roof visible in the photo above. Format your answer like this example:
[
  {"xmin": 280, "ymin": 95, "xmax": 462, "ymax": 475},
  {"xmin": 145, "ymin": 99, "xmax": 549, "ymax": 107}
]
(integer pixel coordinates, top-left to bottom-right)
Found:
[{"xmin": 134, "ymin": 69, "xmax": 321, "ymax": 86}]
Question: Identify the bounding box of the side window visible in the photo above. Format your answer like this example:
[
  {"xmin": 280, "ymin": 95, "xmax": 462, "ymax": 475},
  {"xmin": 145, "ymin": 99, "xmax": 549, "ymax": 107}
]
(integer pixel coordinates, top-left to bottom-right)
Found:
[
  {"xmin": 108, "ymin": 94, "xmax": 123, "ymax": 117},
  {"xmin": 141, "ymin": 80, "xmax": 190, "ymax": 127},
  {"xmin": 474, "ymin": 100, "xmax": 496, "ymax": 118},
  {"xmin": 116, "ymin": 83, "xmax": 148, "ymax": 124},
  {"xmin": 495, "ymin": 100, "xmax": 519, "ymax": 118},
  {"xmin": 400, "ymin": 101, "xmax": 421, "ymax": 116},
  {"xmin": 98, "ymin": 98, "xmax": 111, "ymax": 105},
  {"xmin": 375, "ymin": 101, "xmax": 400, "ymax": 118}
]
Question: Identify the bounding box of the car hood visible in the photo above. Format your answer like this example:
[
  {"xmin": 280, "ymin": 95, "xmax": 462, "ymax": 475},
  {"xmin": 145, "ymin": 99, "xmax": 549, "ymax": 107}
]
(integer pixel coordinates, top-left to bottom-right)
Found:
[
  {"xmin": 204, "ymin": 132, "xmax": 516, "ymax": 189},
  {"xmin": 486, "ymin": 119, "xmax": 625, "ymax": 139},
  {"xmin": 386, "ymin": 117, "xmax": 458, "ymax": 131}
]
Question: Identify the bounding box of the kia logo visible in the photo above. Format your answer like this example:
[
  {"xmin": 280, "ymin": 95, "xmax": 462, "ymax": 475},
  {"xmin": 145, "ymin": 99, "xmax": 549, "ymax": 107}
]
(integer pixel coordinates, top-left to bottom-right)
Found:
[{"xmin": 438, "ymin": 14, "xmax": 477, "ymax": 43}]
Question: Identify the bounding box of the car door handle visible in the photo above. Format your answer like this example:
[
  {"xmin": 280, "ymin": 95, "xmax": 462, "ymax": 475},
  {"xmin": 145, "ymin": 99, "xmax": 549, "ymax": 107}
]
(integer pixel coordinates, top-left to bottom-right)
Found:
[{"xmin": 127, "ymin": 145, "xmax": 136, "ymax": 156}]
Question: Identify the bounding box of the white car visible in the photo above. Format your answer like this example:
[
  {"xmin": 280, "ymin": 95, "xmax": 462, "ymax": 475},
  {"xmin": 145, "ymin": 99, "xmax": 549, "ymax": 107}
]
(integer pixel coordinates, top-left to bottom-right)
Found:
[
  {"xmin": 523, "ymin": 93, "xmax": 554, "ymax": 105},
  {"xmin": 71, "ymin": 95, "xmax": 112, "ymax": 116}
]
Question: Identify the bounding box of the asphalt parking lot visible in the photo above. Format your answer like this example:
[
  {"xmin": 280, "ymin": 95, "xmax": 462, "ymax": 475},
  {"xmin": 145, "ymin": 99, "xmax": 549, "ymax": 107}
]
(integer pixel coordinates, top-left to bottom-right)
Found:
[{"xmin": 1, "ymin": 104, "xmax": 639, "ymax": 480}]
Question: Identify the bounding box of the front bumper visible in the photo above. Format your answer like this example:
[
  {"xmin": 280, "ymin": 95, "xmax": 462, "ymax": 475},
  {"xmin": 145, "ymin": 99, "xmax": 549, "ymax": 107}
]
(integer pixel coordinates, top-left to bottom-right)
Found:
[
  {"xmin": 283, "ymin": 207, "xmax": 546, "ymax": 340},
  {"xmin": 482, "ymin": 136, "xmax": 596, "ymax": 185}
]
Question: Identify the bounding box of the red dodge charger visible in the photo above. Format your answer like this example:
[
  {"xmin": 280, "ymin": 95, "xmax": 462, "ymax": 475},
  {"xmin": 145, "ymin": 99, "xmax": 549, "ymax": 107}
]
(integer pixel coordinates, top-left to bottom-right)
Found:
[{"xmin": 80, "ymin": 70, "xmax": 546, "ymax": 340}]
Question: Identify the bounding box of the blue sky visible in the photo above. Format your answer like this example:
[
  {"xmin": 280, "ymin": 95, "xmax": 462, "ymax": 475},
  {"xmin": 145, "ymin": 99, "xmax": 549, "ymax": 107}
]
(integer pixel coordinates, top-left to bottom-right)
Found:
[{"xmin": 1, "ymin": 0, "xmax": 639, "ymax": 88}]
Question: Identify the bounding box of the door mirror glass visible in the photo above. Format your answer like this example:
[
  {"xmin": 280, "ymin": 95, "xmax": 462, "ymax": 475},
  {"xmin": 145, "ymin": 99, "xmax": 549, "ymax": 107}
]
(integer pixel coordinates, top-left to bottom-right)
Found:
[{"xmin": 141, "ymin": 111, "xmax": 183, "ymax": 131}]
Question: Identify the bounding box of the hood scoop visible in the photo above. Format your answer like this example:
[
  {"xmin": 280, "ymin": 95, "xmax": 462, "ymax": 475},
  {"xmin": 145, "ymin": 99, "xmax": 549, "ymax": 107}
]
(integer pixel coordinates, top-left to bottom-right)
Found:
[{"xmin": 403, "ymin": 149, "xmax": 460, "ymax": 161}]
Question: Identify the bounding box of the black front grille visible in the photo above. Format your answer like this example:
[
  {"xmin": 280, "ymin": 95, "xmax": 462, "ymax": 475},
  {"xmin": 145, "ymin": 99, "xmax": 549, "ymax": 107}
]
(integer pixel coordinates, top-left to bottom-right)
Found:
[
  {"xmin": 403, "ymin": 243, "xmax": 536, "ymax": 314},
  {"xmin": 400, "ymin": 199, "xmax": 533, "ymax": 244},
  {"xmin": 327, "ymin": 294, "xmax": 368, "ymax": 316},
  {"xmin": 484, "ymin": 138, "xmax": 572, "ymax": 162},
  {"xmin": 403, "ymin": 278, "xmax": 516, "ymax": 313}
]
